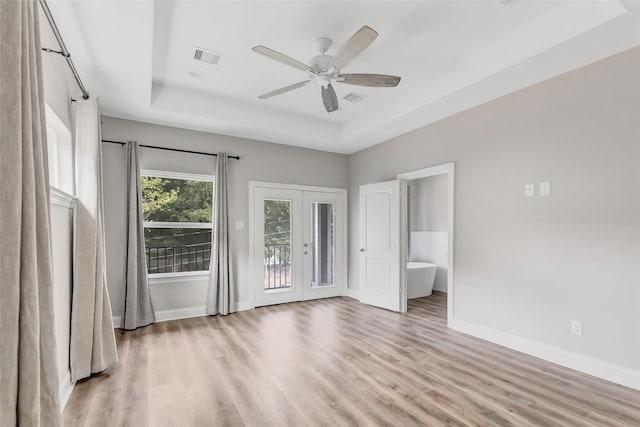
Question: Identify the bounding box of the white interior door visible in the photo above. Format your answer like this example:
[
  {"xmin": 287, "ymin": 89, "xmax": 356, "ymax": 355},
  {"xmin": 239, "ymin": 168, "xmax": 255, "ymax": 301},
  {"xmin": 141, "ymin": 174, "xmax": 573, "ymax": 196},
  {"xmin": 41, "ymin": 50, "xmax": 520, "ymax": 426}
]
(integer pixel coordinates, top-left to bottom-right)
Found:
[
  {"xmin": 253, "ymin": 184, "xmax": 346, "ymax": 307},
  {"xmin": 359, "ymin": 180, "xmax": 405, "ymax": 312}
]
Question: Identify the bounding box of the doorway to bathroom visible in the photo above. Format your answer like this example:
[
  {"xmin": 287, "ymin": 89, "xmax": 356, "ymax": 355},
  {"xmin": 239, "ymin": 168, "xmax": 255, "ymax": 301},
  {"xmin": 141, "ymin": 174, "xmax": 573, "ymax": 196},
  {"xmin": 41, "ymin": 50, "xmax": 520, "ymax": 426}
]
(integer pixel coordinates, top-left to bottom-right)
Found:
[{"xmin": 397, "ymin": 163, "xmax": 455, "ymax": 326}]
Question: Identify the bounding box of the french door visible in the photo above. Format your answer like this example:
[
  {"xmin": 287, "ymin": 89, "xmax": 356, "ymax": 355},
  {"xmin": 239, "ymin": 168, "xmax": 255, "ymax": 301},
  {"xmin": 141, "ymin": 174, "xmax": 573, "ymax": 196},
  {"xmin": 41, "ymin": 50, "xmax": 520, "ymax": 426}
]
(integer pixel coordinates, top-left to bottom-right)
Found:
[{"xmin": 252, "ymin": 183, "xmax": 346, "ymax": 307}]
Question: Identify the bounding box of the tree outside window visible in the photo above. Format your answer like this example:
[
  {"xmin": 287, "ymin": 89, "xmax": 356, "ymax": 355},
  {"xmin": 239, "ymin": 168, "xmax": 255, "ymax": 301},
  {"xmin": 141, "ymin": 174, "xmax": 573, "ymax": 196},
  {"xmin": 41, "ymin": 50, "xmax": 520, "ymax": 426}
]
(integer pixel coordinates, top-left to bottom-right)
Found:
[{"xmin": 141, "ymin": 173, "xmax": 214, "ymax": 274}]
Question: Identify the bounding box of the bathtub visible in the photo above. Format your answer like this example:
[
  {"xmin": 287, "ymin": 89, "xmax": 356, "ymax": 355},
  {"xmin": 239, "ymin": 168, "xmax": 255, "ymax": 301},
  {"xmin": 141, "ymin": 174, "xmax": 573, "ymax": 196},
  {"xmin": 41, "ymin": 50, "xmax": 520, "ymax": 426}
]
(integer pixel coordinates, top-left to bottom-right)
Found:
[{"xmin": 406, "ymin": 262, "xmax": 437, "ymax": 299}]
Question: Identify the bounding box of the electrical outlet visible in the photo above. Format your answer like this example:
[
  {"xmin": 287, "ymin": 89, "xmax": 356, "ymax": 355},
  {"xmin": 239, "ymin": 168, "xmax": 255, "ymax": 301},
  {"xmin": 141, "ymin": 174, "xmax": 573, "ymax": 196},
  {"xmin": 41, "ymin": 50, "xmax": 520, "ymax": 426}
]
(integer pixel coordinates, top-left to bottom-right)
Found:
[
  {"xmin": 571, "ymin": 320, "xmax": 583, "ymax": 336},
  {"xmin": 525, "ymin": 183, "xmax": 535, "ymax": 197}
]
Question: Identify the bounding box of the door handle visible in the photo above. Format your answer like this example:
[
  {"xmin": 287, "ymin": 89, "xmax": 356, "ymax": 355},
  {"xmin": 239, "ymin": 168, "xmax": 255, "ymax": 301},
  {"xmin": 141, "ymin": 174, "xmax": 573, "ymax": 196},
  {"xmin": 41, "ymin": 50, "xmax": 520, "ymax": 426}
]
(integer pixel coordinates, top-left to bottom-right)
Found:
[{"xmin": 359, "ymin": 248, "xmax": 365, "ymax": 252}]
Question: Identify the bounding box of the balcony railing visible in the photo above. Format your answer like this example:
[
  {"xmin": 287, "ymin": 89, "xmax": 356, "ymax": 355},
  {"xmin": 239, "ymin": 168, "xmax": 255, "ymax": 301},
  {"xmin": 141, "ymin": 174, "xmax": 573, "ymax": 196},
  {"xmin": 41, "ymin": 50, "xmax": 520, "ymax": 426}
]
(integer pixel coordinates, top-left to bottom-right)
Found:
[
  {"xmin": 264, "ymin": 242, "xmax": 290, "ymax": 289},
  {"xmin": 146, "ymin": 243, "xmax": 211, "ymax": 274},
  {"xmin": 146, "ymin": 242, "xmax": 291, "ymax": 285}
]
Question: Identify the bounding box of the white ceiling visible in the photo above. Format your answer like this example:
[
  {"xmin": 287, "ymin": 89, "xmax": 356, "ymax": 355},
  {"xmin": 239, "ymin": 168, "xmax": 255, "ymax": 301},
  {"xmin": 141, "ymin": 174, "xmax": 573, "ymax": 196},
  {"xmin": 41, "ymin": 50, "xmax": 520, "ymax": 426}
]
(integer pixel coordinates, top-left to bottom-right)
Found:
[{"xmin": 48, "ymin": 1, "xmax": 640, "ymax": 154}]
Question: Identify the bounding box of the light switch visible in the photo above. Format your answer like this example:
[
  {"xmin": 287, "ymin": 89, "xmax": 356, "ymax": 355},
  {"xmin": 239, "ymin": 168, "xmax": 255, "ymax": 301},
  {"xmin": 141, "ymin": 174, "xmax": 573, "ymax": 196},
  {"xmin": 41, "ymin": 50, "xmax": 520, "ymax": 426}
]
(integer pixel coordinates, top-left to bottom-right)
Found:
[
  {"xmin": 234, "ymin": 221, "xmax": 244, "ymax": 230},
  {"xmin": 540, "ymin": 182, "xmax": 551, "ymax": 196},
  {"xmin": 525, "ymin": 184, "xmax": 535, "ymax": 197}
]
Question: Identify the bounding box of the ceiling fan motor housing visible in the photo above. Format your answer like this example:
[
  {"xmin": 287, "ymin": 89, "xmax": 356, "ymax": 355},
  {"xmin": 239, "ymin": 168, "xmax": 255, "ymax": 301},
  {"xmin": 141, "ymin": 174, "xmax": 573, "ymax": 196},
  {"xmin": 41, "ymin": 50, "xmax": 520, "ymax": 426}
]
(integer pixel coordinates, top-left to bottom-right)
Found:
[{"xmin": 310, "ymin": 54, "xmax": 333, "ymax": 73}]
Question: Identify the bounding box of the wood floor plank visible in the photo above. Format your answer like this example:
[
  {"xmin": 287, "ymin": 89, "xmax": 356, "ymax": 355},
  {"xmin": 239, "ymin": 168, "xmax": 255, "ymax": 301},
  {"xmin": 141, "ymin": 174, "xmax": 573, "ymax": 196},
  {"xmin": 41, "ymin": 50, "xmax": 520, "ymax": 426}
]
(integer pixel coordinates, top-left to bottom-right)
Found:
[
  {"xmin": 175, "ymin": 317, "xmax": 244, "ymax": 427},
  {"xmin": 228, "ymin": 309, "xmax": 369, "ymax": 427},
  {"xmin": 63, "ymin": 293, "xmax": 640, "ymax": 426}
]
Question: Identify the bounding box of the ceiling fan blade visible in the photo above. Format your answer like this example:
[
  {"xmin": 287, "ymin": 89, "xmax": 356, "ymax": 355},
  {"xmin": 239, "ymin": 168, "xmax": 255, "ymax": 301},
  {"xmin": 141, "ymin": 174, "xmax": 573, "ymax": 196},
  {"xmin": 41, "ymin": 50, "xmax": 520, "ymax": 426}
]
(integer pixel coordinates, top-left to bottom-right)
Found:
[
  {"xmin": 252, "ymin": 45, "xmax": 315, "ymax": 73},
  {"xmin": 338, "ymin": 73, "xmax": 401, "ymax": 87},
  {"xmin": 329, "ymin": 26, "xmax": 378, "ymax": 71},
  {"xmin": 258, "ymin": 81, "xmax": 311, "ymax": 99},
  {"xmin": 321, "ymin": 84, "xmax": 339, "ymax": 113}
]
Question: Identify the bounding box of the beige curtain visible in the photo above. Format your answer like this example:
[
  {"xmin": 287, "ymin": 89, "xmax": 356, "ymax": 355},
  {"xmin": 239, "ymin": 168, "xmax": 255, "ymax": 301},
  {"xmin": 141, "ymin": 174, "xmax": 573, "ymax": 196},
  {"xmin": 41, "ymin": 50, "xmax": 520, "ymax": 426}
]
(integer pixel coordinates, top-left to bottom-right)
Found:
[
  {"xmin": 206, "ymin": 153, "xmax": 235, "ymax": 315},
  {"xmin": 0, "ymin": 0, "xmax": 62, "ymax": 425},
  {"xmin": 70, "ymin": 98, "xmax": 118, "ymax": 381},
  {"xmin": 123, "ymin": 141, "xmax": 155, "ymax": 329}
]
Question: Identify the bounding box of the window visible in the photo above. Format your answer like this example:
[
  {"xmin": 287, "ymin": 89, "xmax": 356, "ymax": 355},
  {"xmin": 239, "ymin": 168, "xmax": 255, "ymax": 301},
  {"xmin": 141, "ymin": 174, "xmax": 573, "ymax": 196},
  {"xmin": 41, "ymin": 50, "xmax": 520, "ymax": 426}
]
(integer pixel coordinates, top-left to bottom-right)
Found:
[
  {"xmin": 45, "ymin": 103, "xmax": 73, "ymax": 194},
  {"xmin": 141, "ymin": 170, "xmax": 214, "ymax": 275}
]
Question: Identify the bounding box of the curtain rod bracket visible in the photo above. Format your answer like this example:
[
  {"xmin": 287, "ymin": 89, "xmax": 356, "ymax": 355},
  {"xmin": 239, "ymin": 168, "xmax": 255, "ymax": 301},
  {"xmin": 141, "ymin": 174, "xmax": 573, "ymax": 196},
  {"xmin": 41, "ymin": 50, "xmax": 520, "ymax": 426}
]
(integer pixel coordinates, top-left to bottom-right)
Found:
[
  {"xmin": 70, "ymin": 94, "xmax": 90, "ymax": 103},
  {"xmin": 42, "ymin": 47, "xmax": 70, "ymax": 57}
]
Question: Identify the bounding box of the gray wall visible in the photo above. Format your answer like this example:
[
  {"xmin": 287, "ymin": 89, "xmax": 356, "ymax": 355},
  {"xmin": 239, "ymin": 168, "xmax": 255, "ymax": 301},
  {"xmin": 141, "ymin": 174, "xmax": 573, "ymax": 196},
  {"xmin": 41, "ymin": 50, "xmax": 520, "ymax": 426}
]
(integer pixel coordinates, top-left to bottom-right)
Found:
[
  {"xmin": 48, "ymin": 202, "xmax": 73, "ymax": 402},
  {"xmin": 101, "ymin": 117, "xmax": 348, "ymax": 318},
  {"xmin": 409, "ymin": 174, "xmax": 448, "ymax": 232},
  {"xmin": 347, "ymin": 47, "xmax": 640, "ymax": 372}
]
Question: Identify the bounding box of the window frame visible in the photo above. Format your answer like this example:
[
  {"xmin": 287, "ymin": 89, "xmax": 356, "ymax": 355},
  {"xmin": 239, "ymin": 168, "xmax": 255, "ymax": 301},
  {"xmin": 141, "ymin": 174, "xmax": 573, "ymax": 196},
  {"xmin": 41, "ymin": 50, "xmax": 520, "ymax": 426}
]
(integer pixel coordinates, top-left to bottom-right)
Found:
[
  {"xmin": 45, "ymin": 103, "xmax": 74, "ymax": 196},
  {"xmin": 140, "ymin": 169, "xmax": 215, "ymax": 279}
]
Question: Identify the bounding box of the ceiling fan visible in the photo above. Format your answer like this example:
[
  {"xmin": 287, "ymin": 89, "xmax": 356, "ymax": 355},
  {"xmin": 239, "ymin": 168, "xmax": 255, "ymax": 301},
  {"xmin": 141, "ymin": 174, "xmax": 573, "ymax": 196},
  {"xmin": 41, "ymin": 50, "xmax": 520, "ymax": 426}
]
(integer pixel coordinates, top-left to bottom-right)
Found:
[{"xmin": 252, "ymin": 26, "xmax": 401, "ymax": 113}]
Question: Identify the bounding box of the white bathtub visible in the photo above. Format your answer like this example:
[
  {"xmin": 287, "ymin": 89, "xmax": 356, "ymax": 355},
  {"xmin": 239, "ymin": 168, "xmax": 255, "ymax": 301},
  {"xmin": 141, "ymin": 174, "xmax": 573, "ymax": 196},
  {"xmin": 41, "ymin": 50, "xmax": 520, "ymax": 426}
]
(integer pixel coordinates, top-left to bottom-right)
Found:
[{"xmin": 407, "ymin": 262, "xmax": 437, "ymax": 299}]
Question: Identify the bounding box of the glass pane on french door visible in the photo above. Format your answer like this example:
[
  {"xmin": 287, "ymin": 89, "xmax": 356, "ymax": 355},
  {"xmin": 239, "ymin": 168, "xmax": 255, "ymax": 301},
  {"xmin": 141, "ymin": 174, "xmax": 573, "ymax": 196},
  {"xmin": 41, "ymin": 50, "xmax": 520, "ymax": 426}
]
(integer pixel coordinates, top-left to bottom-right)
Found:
[
  {"xmin": 311, "ymin": 202, "xmax": 334, "ymax": 287},
  {"xmin": 264, "ymin": 199, "xmax": 292, "ymax": 290}
]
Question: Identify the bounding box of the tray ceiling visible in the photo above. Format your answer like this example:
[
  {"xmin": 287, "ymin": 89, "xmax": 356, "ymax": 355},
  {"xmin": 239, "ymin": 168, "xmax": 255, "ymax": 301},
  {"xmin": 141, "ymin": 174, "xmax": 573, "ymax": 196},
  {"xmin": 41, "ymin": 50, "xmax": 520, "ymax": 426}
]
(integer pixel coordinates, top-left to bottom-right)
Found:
[{"xmin": 47, "ymin": 0, "xmax": 640, "ymax": 154}]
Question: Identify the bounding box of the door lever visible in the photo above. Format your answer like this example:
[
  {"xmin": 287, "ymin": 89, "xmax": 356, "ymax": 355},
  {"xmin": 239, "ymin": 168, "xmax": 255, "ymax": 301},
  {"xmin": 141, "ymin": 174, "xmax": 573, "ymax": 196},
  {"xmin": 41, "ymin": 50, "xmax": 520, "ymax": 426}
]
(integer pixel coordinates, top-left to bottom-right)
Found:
[{"xmin": 359, "ymin": 248, "xmax": 365, "ymax": 252}]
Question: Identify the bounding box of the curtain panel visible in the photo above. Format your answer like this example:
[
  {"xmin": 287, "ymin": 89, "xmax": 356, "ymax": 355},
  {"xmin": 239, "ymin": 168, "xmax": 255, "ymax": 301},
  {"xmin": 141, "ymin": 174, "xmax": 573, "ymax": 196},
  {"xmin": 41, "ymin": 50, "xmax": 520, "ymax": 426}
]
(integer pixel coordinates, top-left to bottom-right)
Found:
[
  {"xmin": 70, "ymin": 97, "xmax": 118, "ymax": 382},
  {"xmin": 122, "ymin": 141, "xmax": 155, "ymax": 329},
  {"xmin": 0, "ymin": 0, "xmax": 61, "ymax": 424},
  {"xmin": 206, "ymin": 153, "xmax": 235, "ymax": 315}
]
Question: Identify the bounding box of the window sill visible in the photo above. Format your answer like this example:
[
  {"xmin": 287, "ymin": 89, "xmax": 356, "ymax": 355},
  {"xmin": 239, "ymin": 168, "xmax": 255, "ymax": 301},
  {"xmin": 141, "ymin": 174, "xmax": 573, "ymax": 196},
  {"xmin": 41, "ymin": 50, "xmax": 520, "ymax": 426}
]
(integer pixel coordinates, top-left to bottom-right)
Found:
[
  {"xmin": 50, "ymin": 186, "xmax": 75, "ymax": 209},
  {"xmin": 148, "ymin": 271, "xmax": 210, "ymax": 285}
]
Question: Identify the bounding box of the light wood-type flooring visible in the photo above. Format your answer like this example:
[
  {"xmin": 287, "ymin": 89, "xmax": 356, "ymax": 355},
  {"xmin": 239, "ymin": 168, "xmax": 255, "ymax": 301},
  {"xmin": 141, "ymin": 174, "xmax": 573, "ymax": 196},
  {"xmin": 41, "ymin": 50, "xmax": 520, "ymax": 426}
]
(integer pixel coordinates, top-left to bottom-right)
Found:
[{"xmin": 64, "ymin": 292, "xmax": 640, "ymax": 426}]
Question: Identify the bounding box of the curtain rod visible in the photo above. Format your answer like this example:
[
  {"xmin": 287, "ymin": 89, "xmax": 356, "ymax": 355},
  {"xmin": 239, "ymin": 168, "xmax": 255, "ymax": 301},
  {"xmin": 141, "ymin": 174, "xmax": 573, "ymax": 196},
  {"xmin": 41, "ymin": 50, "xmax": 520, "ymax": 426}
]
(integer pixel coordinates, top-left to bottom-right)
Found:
[
  {"xmin": 102, "ymin": 139, "xmax": 240, "ymax": 160},
  {"xmin": 39, "ymin": 0, "xmax": 90, "ymax": 100}
]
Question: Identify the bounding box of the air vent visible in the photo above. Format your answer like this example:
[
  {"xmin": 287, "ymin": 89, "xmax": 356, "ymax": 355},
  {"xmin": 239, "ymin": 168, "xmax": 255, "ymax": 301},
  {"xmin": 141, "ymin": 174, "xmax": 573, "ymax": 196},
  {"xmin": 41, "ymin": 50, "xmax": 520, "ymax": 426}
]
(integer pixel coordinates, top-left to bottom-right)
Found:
[
  {"xmin": 343, "ymin": 92, "xmax": 365, "ymax": 103},
  {"xmin": 193, "ymin": 47, "xmax": 223, "ymax": 66}
]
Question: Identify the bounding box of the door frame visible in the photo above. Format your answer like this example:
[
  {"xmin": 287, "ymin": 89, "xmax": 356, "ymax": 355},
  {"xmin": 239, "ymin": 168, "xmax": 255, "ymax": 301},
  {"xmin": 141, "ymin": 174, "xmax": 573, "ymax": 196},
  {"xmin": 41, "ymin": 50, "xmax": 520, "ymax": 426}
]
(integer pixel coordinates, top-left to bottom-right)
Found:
[
  {"xmin": 397, "ymin": 162, "xmax": 455, "ymax": 326},
  {"xmin": 249, "ymin": 181, "xmax": 348, "ymax": 309}
]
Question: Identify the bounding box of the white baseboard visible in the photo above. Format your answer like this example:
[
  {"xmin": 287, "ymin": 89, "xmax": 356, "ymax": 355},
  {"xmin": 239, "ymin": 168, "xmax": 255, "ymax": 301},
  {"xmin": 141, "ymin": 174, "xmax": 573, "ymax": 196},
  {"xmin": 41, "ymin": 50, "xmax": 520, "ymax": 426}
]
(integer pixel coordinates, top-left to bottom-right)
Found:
[
  {"xmin": 235, "ymin": 300, "xmax": 252, "ymax": 312},
  {"xmin": 113, "ymin": 309, "xmax": 205, "ymax": 326},
  {"xmin": 345, "ymin": 288, "xmax": 360, "ymax": 300},
  {"xmin": 451, "ymin": 318, "xmax": 640, "ymax": 391},
  {"xmin": 113, "ymin": 300, "xmax": 252, "ymax": 328},
  {"xmin": 155, "ymin": 306, "xmax": 207, "ymax": 322},
  {"xmin": 59, "ymin": 370, "xmax": 75, "ymax": 410}
]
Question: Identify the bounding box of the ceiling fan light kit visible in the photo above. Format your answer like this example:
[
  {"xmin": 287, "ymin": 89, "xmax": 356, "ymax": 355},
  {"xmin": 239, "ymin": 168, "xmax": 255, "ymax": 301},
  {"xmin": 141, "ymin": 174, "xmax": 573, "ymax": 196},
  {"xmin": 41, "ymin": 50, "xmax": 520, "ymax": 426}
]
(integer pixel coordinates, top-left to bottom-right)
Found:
[{"xmin": 252, "ymin": 25, "xmax": 401, "ymax": 113}]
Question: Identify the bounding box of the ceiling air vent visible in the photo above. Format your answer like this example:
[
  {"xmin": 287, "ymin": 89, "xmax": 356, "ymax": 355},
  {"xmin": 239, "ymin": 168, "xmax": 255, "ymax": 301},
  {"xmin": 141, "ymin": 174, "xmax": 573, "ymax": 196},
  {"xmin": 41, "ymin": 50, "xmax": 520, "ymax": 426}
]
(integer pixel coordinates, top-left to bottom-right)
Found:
[
  {"xmin": 193, "ymin": 47, "xmax": 223, "ymax": 66},
  {"xmin": 343, "ymin": 92, "xmax": 365, "ymax": 103}
]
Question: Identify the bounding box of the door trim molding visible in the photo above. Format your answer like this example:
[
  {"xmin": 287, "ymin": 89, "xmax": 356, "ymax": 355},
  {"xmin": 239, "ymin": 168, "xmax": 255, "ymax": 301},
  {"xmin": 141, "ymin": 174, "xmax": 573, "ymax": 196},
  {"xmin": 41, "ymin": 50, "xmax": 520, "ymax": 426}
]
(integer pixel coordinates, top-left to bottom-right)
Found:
[
  {"xmin": 249, "ymin": 181, "xmax": 347, "ymax": 195},
  {"xmin": 397, "ymin": 162, "xmax": 455, "ymax": 327},
  {"xmin": 249, "ymin": 181, "xmax": 348, "ymax": 310}
]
